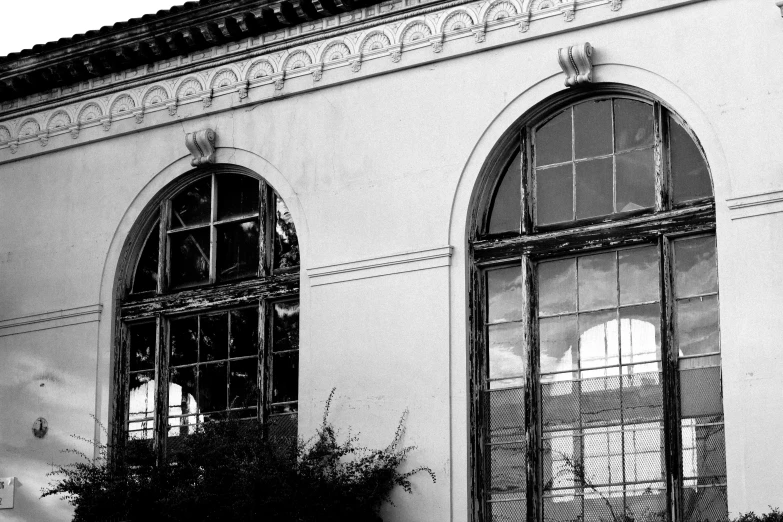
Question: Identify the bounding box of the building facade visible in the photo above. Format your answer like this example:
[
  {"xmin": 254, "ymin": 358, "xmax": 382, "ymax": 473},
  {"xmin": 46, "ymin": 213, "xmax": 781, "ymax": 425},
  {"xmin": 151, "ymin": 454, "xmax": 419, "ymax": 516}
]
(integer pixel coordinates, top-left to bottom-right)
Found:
[{"xmin": 0, "ymin": 0, "xmax": 782, "ymax": 520}]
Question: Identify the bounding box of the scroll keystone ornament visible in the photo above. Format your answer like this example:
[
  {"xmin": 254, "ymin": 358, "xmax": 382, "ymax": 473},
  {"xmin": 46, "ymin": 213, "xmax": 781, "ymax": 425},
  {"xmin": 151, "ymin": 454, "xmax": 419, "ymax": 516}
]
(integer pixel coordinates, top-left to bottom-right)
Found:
[
  {"xmin": 185, "ymin": 128, "xmax": 217, "ymax": 166},
  {"xmin": 558, "ymin": 42, "xmax": 593, "ymax": 87}
]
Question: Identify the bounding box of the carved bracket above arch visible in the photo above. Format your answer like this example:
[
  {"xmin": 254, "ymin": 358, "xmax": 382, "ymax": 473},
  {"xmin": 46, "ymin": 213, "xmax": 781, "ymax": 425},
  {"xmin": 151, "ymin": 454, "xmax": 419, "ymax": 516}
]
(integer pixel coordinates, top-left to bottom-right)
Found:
[
  {"xmin": 558, "ymin": 42, "xmax": 593, "ymax": 87},
  {"xmin": 185, "ymin": 128, "xmax": 217, "ymax": 167}
]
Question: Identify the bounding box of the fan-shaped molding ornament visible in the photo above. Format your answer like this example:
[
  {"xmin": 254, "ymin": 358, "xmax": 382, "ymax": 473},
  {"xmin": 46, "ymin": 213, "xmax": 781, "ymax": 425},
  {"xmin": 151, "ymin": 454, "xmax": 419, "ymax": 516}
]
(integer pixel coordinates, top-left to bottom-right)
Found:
[
  {"xmin": 485, "ymin": 0, "xmax": 519, "ymax": 22},
  {"xmin": 0, "ymin": 125, "xmax": 11, "ymax": 144},
  {"xmin": 401, "ymin": 21, "xmax": 433, "ymax": 44},
  {"xmin": 441, "ymin": 10, "xmax": 475, "ymax": 32},
  {"xmin": 17, "ymin": 118, "xmax": 41, "ymax": 139},
  {"xmin": 247, "ymin": 60, "xmax": 275, "ymax": 81},
  {"xmin": 78, "ymin": 103, "xmax": 104, "ymax": 124},
  {"xmin": 211, "ymin": 69, "xmax": 239, "ymax": 90},
  {"xmin": 532, "ymin": 0, "xmax": 555, "ymax": 10},
  {"xmin": 47, "ymin": 111, "xmax": 72, "ymax": 131},
  {"xmin": 176, "ymin": 77, "xmax": 204, "ymax": 99},
  {"xmin": 360, "ymin": 31, "xmax": 392, "ymax": 54},
  {"xmin": 110, "ymin": 95, "xmax": 136, "ymax": 116},
  {"xmin": 142, "ymin": 86, "xmax": 170, "ymax": 107},
  {"xmin": 320, "ymin": 41, "xmax": 352, "ymax": 62},
  {"xmin": 283, "ymin": 50, "xmax": 314, "ymax": 71}
]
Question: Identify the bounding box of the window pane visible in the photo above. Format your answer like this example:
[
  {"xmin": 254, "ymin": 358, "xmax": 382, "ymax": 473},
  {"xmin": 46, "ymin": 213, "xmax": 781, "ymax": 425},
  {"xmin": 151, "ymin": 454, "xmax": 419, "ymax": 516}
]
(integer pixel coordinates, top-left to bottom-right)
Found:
[
  {"xmin": 217, "ymin": 174, "xmax": 259, "ymax": 220},
  {"xmin": 682, "ymin": 484, "xmax": 728, "ymax": 522},
  {"xmin": 488, "ymin": 151, "xmax": 521, "ymax": 235},
  {"xmin": 578, "ymin": 252, "xmax": 617, "ymax": 312},
  {"xmin": 229, "ymin": 358, "xmax": 258, "ymax": 410},
  {"xmin": 536, "ymin": 164, "xmax": 573, "ymax": 225},
  {"xmin": 619, "ymin": 246, "xmax": 659, "ymax": 306},
  {"xmin": 168, "ymin": 365, "xmax": 198, "ymax": 435},
  {"xmin": 540, "ymin": 315, "xmax": 577, "ymax": 376},
  {"xmin": 616, "ymin": 148, "xmax": 655, "ymax": 212},
  {"xmin": 230, "ymin": 308, "xmax": 258, "ymax": 358},
  {"xmin": 489, "ymin": 322, "xmax": 525, "ymax": 383},
  {"xmin": 217, "ymin": 220, "xmax": 259, "ymax": 281},
  {"xmin": 273, "ymin": 302, "xmax": 299, "ymax": 352},
  {"xmin": 129, "ymin": 322, "xmax": 156, "ymax": 372},
  {"xmin": 680, "ymin": 365, "xmax": 723, "ymax": 418},
  {"xmin": 488, "ymin": 387, "xmax": 525, "ymax": 443},
  {"xmin": 272, "ymin": 351, "xmax": 298, "ymax": 403},
  {"xmin": 614, "ymin": 99, "xmax": 654, "ymax": 152},
  {"xmin": 677, "ymin": 296, "xmax": 720, "ymax": 356},
  {"xmin": 169, "ymin": 228, "xmax": 210, "ymax": 287},
  {"xmin": 129, "ymin": 371, "xmax": 155, "ymax": 439},
  {"xmin": 682, "ymin": 420, "xmax": 726, "ymax": 479},
  {"xmin": 488, "ymin": 441, "xmax": 526, "ymax": 500},
  {"xmin": 621, "ymin": 369, "xmax": 663, "ymax": 424},
  {"xmin": 199, "ymin": 362, "xmax": 227, "ymax": 413},
  {"xmin": 132, "ymin": 222, "xmax": 159, "ymax": 293},
  {"xmin": 575, "ymin": 157, "xmax": 613, "ymax": 220},
  {"xmin": 579, "ymin": 310, "xmax": 619, "ymax": 370},
  {"xmin": 674, "ymin": 236, "xmax": 718, "ymax": 298},
  {"xmin": 200, "ymin": 313, "xmax": 228, "ymax": 362},
  {"xmin": 488, "ymin": 499, "xmax": 526, "ymax": 521},
  {"xmin": 581, "ymin": 374, "xmax": 621, "ymax": 426},
  {"xmin": 171, "ymin": 176, "xmax": 212, "ymax": 228},
  {"xmin": 538, "ymin": 258, "xmax": 576, "ymax": 316},
  {"xmin": 170, "ymin": 316, "xmax": 198, "ymax": 367},
  {"xmin": 488, "ymin": 266, "xmax": 522, "ymax": 323},
  {"xmin": 670, "ymin": 116, "xmax": 712, "ymax": 204},
  {"xmin": 535, "ymin": 109, "xmax": 571, "ymax": 167},
  {"xmin": 620, "ymin": 304, "xmax": 661, "ymax": 365},
  {"xmin": 542, "ymin": 380, "xmax": 579, "ymax": 430},
  {"xmin": 574, "ymin": 99, "xmax": 612, "ymax": 159},
  {"xmin": 274, "ymin": 194, "xmax": 300, "ymax": 269}
]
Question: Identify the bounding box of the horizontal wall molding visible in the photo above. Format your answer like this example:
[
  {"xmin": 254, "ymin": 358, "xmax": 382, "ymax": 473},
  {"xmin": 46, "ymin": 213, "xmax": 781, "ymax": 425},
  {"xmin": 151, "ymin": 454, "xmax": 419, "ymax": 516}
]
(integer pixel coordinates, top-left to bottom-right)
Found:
[
  {"xmin": 726, "ymin": 189, "xmax": 783, "ymax": 220},
  {"xmin": 0, "ymin": 0, "xmax": 707, "ymax": 164},
  {"xmin": 308, "ymin": 246, "xmax": 452, "ymax": 286},
  {"xmin": 0, "ymin": 304, "xmax": 103, "ymax": 337}
]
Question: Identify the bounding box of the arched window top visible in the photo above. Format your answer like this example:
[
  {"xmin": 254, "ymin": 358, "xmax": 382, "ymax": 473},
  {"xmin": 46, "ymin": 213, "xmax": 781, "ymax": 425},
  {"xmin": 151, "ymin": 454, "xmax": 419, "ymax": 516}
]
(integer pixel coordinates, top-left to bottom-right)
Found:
[
  {"xmin": 484, "ymin": 94, "xmax": 713, "ymax": 237},
  {"xmin": 129, "ymin": 169, "xmax": 299, "ymax": 296}
]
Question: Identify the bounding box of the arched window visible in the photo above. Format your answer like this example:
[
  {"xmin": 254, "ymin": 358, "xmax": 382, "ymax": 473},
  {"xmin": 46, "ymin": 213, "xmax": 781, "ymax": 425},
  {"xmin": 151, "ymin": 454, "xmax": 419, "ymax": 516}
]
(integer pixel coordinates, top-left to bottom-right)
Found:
[
  {"xmin": 115, "ymin": 167, "xmax": 300, "ymax": 458},
  {"xmin": 470, "ymin": 90, "xmax": 726, "ymax": 522}
]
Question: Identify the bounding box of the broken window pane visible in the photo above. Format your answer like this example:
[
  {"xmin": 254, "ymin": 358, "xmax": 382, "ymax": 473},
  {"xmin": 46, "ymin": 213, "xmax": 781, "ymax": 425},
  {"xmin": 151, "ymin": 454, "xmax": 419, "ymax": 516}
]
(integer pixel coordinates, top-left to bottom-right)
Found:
[
  {"xmin": 488, "ymin": 151, "xmax": 521, "ymax": 235},
  {"xmin": 169, "ymin": 228, "xmax": 210, "ymax": 287},
  {"xmin": 616, "ymin": 148, "xmax": 655, "ymax": 212},
  {"xmin": 171, "ymin": 176, "xmax": 212, "ymax": 228},
  {"xmin": 168, "ymin": 365, "xmax": 198, "ymax": 436},
  {"xmin": 574, "ymin": 99, "xmax": 612, "ymax": 159},
  {"xmin": 217, "ymin": 174, "xmax": 259, "ymax": 220},
  {"xmin": 538, "ymin": 258, "xmax": 577, "ymax": 316},
  {"xmin": 274, "ymin": 194, "xmax": 300, "ymax": 269},
  {"xmin": 575, "ymin": 157, "xmax": 613, "ymax": 220},
  {"xmin": 670, "ymin": 116, "xmax": 712, "ymax": 204},
  {"xmin": 129, "ymin": 371, "xmax": 155, "ymax": 440},
  {"xmin": 536, "ymin": 164, "xmax": 573, "ymax": 225},
  {"xmin": 536, "ymin": 108, "xmax": 572, "ymax": 167},
  {"xmin": 488, "ymin": 266, "xmax": 523, "ymax": 323},
  {"xmin": 578, "ymin": 252, "xmax": 617, "ymax": 312},
  {"xmin": 614, "ymin": 99, "xmax": 654, "ymax": 152},
  {"xmin": 132, "ymin": 222, "xmax": 159, "ymax": 293},
  {"xmin": 217, "ymin": 220, "xmax": 260, "ymax": 281}
]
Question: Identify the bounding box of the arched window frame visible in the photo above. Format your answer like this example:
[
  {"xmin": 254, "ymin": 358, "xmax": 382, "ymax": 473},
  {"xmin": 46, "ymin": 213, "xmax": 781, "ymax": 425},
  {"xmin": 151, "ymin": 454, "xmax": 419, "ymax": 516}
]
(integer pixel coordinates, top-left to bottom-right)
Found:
[
  {"xmin": 112, "ymin": 165, "xmax": 300, "ymax": 462},
  {"xmin": 468, "ymin": 85, "xmax": 725, "ymax": 522}
]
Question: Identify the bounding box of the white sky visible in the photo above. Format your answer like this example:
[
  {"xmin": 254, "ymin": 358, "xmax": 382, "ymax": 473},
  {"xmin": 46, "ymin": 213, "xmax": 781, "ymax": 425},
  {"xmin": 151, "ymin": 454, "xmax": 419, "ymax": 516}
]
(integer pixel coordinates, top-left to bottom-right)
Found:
[{"xmin": 1, "ymin": 0, "xmax": 182, "ymax": 57}]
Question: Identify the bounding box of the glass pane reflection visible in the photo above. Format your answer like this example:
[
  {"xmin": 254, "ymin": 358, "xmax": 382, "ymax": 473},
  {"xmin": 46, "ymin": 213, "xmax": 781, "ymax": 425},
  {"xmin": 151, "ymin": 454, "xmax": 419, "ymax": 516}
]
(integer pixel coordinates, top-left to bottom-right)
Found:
[
  {"xmin": 536, "ymin": 109, "xmax": 572, "ymax": 167},
  {"xmin": 274, "ymin": 195, "xmax": 300, "ymax": 269},
  {"xmin": 614, "ymin": 99, "xmax": 654, "ymax": 152},
  {"xmin": 574, "ymin": 99, "xmax": 612, "ymax": 159},
  {"xmin": 616, "ymin": 148, "xmax": 655, "ymax": 212},
  {"xmin": 575, "ymin": 157, "xmax": 613, "ymax": 219},
  {"xmin": 674, "ymin": 236, "xmax": 717, "ymax": 298},
  {"xmin": 489, "ymin": 322, "xmax": 526, "ymax": 383},
  {"xmin": 536, "ymin": 164, "xmax": 573, "ymax": 226},
  {"xmin": 488, "ymin": 266, "xmax": 523, "ymax": 323},
  {"xmin": 578, "ymin": 253, "xmax": 617, "ymax": 312},
  {"xmin": 670, "ymin": 116, "xmax": 712, "ymax": 204},
  {"xmin": 171, "ymin": 176, "xmax": 211, "ymax": 228},
  {"xmin": 488, "ymin": 151, "xmax": 521, "ymax": 235},
  {"xmin": 538, "ymin": 258, "xmax": 577, "ymax": 316}
]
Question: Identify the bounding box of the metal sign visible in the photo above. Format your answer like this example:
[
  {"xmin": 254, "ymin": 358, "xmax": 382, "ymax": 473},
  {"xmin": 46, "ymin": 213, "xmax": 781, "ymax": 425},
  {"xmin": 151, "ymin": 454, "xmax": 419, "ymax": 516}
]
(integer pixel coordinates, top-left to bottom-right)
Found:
[{"xmin": 0, "ymin": 477, "xmax": 14, "ymax": 509}]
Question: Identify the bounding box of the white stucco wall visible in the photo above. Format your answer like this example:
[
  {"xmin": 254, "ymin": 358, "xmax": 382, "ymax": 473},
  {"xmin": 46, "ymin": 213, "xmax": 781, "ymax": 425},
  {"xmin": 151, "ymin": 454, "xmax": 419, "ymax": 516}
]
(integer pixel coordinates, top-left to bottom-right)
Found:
[{"xmin": 1, "ymin": 1, "xmax": 782, "ymax": 520}]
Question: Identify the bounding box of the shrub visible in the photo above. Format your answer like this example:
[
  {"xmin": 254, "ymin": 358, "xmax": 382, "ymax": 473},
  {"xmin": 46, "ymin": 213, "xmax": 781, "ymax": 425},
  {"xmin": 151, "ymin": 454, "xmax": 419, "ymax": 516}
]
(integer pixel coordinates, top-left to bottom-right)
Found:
[{"xmin": 42, "ymin": 391, "xmax": 435, "ymax": 522}]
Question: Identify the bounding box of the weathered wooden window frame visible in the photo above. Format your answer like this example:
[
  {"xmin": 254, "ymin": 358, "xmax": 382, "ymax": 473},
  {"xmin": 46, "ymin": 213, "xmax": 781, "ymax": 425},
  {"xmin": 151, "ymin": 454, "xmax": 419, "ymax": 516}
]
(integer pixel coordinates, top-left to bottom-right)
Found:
[
  {"xmin": 112, "ymin": 165, "xmax": 299, "ymax": 463},
  {"xmin": 468, "ymin": 86, "xmax": 719, "ymax": 522}
]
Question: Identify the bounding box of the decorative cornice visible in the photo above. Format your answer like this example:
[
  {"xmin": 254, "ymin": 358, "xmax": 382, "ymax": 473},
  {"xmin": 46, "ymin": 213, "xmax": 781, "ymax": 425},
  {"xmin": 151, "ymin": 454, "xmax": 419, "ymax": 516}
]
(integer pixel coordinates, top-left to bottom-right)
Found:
[
  {"xmin": 0, "ymin": 0, "xmax": 708, "ymax": 160},
  {"xmin": 308, "ymin": 246, "xmax": 452, "ymax": 285},
  {"xmin": 727, "ymin": 189, "xmax": 783, "ymax": 220}
]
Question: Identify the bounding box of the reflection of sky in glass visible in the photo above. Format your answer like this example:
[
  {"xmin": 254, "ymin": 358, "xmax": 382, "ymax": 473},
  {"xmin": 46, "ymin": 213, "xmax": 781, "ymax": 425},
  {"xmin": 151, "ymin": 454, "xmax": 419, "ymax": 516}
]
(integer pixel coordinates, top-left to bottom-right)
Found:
[
  {"xmin": 674, "ymin": 236, "xmax": 717, "ymax": 298},
  {"xmin": 538, "ymin": 259, "xmax": 576, "ymax": 315},
  {"xmin": 489, "ymin": 322, "xmax": 525, "ymax": 385},
  {"xmin": 677, "ymin": 296, "xmax": 720, "ymax": 356},
  {"xmin": 488, "ymin": 266, "xmax": 523, "ymax": 323}
]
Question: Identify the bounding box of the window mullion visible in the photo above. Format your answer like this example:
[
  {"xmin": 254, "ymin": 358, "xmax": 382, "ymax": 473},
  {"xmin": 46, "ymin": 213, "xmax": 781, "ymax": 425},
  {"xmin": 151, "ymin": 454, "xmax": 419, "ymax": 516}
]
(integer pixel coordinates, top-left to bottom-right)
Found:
[
  {"xmin": 258, "ymin": 300, "xmax": 269, "ymax": 428},
  {"xmin": 521, "ymin": 130, "xmax": 532, "ymax": 235},
  {"xmin": 654, "ymin": 102, "xmax": 669, "ymax": 212},
  {"xmin": 522, "ymin": 255, "xmax": 540, "ymax": 522},
  {"xmin": 157, "ymin": 201, "xmax": 170, "ymax": 294},
  {"xmin": 209, "ymin": 174, "xmax": 218, "ymax": 284},
  {"xmin": 259, "ymin": 180, "xmax": 270, "ymax": 278},
  {"xmin": 661, "ymin": 236, "xmax": 683, "ymax": 522},
  {"xmin": 113, "ymin": 321, "xmax": 132, "ymax": 463},
  {"xmin": 153, "ymin": 314, "xmax": 170, "ymax": 464}
]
